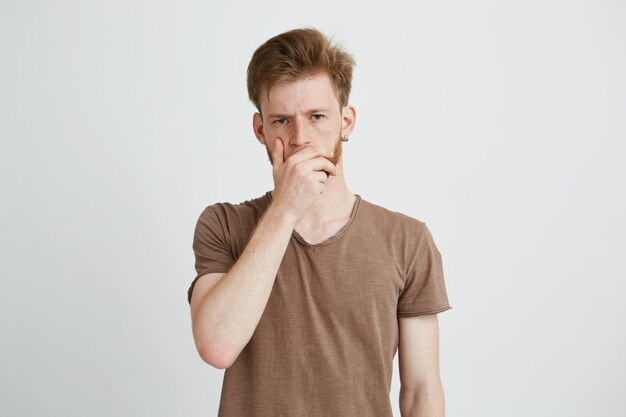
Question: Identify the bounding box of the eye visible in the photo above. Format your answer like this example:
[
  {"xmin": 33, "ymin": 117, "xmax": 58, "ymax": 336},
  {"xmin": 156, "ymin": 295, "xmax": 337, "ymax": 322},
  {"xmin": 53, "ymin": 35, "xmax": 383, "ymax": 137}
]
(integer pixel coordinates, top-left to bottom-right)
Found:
[
  {"xmin": 312, "ymin": 114, "xmax": 325, "ymax": 121},
  {"xmin": 273, "ymin": 118, "xmax": 287, "ymax": 126}
]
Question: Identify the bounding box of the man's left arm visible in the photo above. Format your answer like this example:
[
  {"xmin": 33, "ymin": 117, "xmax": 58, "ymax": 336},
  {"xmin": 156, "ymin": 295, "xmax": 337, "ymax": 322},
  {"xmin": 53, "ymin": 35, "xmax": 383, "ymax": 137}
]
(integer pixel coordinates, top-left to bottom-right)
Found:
[{"xmin": 398, "ymin": 314, "xmax": 446, "ymax": 417}]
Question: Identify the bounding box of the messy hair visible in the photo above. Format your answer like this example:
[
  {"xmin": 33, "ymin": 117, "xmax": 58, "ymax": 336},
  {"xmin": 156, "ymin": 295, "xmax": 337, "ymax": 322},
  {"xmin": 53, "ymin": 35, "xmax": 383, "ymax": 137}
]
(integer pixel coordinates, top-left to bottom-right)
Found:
[{"xmin": 247, "ymin": 27, "xmax": 355, "ymax": 115}]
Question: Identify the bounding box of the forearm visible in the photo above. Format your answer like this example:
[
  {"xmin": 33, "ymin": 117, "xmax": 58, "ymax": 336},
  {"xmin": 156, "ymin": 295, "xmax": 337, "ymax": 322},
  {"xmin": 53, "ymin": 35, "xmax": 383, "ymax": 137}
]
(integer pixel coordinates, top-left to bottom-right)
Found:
[
  {"xmin": 193, "ymin": 203, "xmax": 297, "ymax": 368},
  {"xmin": 399, "ymin": 384, "xmax": 446, "ymax": 417}
]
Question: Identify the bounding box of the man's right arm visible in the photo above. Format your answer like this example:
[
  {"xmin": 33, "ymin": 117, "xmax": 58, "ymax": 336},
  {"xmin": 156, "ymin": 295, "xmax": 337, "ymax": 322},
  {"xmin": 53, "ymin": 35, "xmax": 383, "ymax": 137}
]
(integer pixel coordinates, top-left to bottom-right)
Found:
[
  {"xmin": 190, "ymin": 139, "xmax": 336, "ymax": 369},
  {"xmin": 189, "ymin": 204, "xmax": 297, "ymax": 369}
]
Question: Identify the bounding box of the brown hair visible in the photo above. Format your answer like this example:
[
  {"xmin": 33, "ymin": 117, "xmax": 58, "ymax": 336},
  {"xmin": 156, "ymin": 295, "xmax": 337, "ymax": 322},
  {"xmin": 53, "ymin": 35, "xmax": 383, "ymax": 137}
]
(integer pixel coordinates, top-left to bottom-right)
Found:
[{"xmin": 247, "ymin": 27, "xmax": 355, "ymax": 115}]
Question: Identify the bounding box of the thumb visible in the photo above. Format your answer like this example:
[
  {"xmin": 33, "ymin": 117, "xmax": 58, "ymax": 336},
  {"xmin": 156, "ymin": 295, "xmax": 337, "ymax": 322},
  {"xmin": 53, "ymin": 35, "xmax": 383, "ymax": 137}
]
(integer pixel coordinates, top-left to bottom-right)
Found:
[{"xmin": 272, "ymin": 138, "xmax": 284, "ymax": 171}]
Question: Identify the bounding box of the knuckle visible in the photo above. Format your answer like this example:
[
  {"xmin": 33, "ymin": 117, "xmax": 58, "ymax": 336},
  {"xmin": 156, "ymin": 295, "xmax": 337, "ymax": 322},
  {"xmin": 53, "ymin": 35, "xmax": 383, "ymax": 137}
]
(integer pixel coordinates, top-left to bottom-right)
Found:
[{"xmin": 294, "ymin": 164, "xmax": 306, "ymax": 175}]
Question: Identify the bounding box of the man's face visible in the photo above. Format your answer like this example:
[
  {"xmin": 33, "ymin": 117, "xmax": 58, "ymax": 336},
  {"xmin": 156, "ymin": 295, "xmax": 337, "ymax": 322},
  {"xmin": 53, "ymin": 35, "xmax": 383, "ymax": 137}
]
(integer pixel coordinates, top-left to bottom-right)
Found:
[{"xmin": 255, "ymin": 72, "xmax": 346, "ymax": 166}]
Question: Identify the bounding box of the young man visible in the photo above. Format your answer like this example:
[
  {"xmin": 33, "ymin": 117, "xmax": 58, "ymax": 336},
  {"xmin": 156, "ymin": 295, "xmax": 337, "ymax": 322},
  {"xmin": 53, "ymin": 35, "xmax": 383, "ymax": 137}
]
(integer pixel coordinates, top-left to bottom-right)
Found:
[{"xmin": 188, "ymin": 28, "xmax": 452, "ymax": 417}]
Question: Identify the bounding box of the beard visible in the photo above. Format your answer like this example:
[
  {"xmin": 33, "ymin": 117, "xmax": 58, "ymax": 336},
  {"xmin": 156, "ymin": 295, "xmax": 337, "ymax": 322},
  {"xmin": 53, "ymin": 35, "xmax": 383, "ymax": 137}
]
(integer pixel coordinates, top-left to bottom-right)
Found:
[{"xmin": 264, "ymin": 132, "xmax": 343, "ymax": 167}]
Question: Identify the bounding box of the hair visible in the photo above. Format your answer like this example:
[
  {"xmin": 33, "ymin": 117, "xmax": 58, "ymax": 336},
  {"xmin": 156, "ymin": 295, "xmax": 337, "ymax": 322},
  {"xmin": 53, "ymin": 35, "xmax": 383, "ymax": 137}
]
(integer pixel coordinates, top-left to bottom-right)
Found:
[{"xmin": 247, "ymin": 27, "xmax": 356, "ymax": 115}]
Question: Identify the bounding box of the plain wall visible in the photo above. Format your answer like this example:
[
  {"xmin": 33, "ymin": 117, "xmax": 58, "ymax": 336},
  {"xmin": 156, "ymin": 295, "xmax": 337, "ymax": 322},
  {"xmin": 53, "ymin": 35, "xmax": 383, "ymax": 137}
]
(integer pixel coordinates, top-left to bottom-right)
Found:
[{"xmin": 1, "ymin": 0, "xmax": 625, "ymax": 416}]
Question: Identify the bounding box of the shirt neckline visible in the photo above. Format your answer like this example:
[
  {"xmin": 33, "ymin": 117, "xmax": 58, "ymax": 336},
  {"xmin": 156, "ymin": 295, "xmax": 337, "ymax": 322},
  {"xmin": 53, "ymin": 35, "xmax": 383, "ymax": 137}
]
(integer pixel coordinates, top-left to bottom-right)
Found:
[{"xmin": 264, "ymin": 190, "xmax": 362, "ymax": 248}]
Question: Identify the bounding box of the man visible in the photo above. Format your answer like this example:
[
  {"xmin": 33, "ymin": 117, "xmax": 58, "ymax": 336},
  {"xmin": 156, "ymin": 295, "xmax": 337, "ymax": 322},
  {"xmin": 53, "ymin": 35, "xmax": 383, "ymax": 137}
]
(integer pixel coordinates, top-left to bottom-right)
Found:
[{"xmin": 188, "ymin": 27, "xmax": 452, "ymax": 417}]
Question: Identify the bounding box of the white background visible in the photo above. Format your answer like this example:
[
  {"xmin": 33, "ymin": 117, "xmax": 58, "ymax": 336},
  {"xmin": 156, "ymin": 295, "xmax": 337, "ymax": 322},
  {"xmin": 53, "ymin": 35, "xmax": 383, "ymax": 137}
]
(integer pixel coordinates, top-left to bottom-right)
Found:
[{"xmin": 1, "ymin": 1, "xmax": 625, "ymax": 416}]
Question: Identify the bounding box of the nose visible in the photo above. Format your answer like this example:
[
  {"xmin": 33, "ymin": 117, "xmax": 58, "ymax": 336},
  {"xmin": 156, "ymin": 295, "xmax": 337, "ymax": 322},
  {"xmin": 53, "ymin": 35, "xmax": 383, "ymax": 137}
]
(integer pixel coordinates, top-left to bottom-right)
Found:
[{"xmin": 289, "ymin": 118, "xmax": 311, "ymax": 147}]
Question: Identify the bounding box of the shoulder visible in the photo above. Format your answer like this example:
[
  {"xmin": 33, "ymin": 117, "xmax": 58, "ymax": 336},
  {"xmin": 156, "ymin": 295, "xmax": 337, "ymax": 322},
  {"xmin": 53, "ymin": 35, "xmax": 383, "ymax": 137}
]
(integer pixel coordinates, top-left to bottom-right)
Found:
[
  {"xmin": 358, "ymin": 197, "xmax": 428, "ymax": 236},
  {"xmin": 198, "ymin": 191, "xmax": 271, "ymax": 224}
]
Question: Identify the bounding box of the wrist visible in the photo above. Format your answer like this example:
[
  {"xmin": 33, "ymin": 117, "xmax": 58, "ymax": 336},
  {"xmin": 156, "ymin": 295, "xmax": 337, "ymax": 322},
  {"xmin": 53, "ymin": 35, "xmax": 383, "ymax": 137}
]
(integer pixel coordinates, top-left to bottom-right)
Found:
[{"xmin": 264, "ymin": 203, "xmax": 299, "ymax": 231}]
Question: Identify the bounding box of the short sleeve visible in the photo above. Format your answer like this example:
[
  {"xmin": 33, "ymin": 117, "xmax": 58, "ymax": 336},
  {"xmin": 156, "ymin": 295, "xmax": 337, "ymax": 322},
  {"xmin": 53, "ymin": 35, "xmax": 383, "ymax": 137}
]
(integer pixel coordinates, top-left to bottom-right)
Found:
[
  {"xmin": 397, "ymin": 222, "xmax": 452, "ymax": 317},
  {"xmin": 187, "ymin": 205, "xmax": 235, "ymax": 304}
]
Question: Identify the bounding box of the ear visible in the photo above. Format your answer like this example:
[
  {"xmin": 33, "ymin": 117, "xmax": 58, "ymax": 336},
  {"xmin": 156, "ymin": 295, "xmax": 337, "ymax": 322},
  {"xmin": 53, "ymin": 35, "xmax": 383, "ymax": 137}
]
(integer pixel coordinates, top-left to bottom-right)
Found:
[
  {"xmin": 341, "ymin": 104, "xmax": 356, "ymax": 137},
  {"xmin": 252, "ymin": 112, "xmax": 266, "ymax": 145}
]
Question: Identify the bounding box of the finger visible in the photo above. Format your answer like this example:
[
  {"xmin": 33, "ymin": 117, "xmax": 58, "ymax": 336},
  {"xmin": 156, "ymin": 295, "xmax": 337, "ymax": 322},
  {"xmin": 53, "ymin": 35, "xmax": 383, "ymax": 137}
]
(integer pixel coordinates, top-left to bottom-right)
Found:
[
  {"xmin": 272, "ymin": 138, "xmax": 284, "ymax": 171},
  {"xmin": 298, "ymin": 156, "xmax": 337, "ymax": 177},
  {"xmin": 313, "ymin": 170, "xmax": 330, "ymax": 183},
  {"xmin": 286, "ymin": 145, "xmax": 334, "ymax": 166}
]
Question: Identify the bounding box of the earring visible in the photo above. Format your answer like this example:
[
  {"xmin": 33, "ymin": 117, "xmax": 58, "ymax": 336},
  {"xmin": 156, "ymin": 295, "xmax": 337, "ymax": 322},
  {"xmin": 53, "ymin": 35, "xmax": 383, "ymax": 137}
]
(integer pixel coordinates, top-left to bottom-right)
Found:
[{"xmin": 341, "ymin": 135, "xmax": 349, "ymax": 142}]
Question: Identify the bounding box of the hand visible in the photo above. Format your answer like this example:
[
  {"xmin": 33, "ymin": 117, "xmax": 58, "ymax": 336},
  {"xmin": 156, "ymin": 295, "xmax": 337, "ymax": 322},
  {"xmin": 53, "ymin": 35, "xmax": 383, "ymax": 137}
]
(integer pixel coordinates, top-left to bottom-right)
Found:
[{"xmin": 270, "ymin": 138, "xmax": 337, "ymax": 221}]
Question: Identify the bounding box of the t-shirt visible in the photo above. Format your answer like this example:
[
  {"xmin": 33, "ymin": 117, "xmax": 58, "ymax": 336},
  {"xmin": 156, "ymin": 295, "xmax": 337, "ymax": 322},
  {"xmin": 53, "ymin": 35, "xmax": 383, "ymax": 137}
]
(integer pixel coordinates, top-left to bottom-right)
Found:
[{"xmin": 188, "ymin": 191, "xmax": 452, "ymax": 417}]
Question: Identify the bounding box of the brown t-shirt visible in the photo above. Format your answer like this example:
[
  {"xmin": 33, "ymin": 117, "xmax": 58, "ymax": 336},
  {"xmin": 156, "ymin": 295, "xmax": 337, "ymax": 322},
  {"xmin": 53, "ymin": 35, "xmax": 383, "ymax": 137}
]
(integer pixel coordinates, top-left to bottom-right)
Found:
[{"xmin": 188, "ymin": 191, "xmax": 452, "ymax": 417}]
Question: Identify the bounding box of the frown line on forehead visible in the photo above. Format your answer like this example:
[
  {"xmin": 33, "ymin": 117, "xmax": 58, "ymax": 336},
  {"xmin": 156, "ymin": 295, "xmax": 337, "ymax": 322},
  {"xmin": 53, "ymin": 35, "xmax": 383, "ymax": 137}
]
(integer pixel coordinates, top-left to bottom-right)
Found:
[{"xmin": 268, "ymin": 108, "xmax": 333, "ymax": 118}]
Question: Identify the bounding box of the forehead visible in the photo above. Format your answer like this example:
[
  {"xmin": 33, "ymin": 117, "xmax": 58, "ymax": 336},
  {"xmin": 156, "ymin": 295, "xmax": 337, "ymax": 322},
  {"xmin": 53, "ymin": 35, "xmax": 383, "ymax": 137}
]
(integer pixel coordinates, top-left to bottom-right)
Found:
[{"xmin": 261, "ymin": 72, "xmax": 339, "ymax": 114}]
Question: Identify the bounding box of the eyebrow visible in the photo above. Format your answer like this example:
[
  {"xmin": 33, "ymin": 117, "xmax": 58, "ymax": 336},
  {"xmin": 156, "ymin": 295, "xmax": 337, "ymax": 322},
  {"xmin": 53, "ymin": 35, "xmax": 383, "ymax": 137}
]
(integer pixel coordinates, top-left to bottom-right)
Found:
[{"xmin": 268, "ymin": 109, "xmax": 331, "ymax": 119}]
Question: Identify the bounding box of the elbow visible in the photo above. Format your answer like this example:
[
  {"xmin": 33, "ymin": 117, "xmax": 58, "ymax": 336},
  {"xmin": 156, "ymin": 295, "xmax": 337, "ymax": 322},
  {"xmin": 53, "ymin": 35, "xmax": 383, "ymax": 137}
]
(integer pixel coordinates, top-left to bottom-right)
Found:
[{"xmin": 197, "ymin": 342, "xmax": 236, "ymax": 369}]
